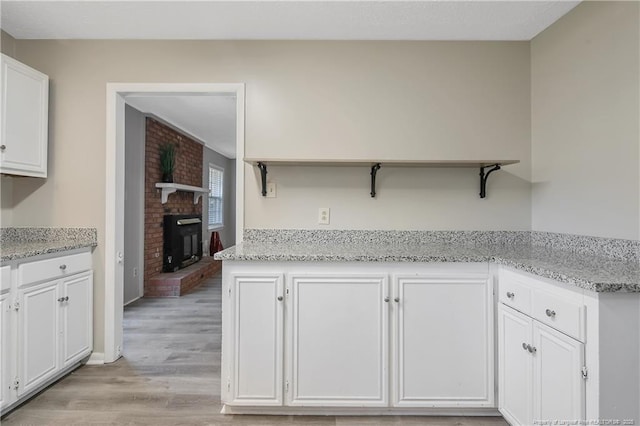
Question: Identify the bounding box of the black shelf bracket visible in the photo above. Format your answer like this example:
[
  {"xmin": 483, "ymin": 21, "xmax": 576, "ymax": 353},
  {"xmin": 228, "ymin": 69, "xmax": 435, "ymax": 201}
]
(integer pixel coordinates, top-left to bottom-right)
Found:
[
  {"xmin": 370, "ymin": 163, "xmax": 381, "ymax": 198},
  {"xmin": 257, "ymin": 162, "xmax": 268, "ymax": 196},
  {"xmin": 479, "ymin": 164, "xmax": 501, "ymax": 199}
]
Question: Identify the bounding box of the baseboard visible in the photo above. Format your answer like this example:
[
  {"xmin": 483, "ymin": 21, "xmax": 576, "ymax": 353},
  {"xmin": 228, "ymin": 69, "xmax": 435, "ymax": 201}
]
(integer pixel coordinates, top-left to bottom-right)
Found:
[
  {"xmin": 220, "ymin": 405, "xmax": 500, "ymax": 416},
  {"xmin": 85, "ymin": 352, "xmax": 105, "ymax": 365},
  {"xmin": 124, "ymin": 296, "xmax": 141, "ymax": 307}
]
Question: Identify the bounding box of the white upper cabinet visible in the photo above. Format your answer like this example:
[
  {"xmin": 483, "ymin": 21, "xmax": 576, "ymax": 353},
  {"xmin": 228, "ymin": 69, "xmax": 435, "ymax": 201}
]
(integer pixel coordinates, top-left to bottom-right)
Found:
[{"xmin": 0, "ymin": 54, "xmax": 49, "ymax": 178}]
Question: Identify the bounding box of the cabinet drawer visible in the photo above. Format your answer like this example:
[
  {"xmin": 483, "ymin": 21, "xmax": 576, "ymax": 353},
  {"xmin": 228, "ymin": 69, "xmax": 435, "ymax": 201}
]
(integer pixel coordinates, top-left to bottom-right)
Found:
[
  {"xmin": 0, "ymin": 265, "xmax": 10, "ymax": 292},
  {"xmin": 499, "ymin": 274, "xmax": 532, "ymax": 316},
  {"xmin": 531, "ymin": 290, "xmax": 585, "ymax": 342},
  {"xmin": 18, "ymin": 252, "xmax": 91, "ymax": 287}
]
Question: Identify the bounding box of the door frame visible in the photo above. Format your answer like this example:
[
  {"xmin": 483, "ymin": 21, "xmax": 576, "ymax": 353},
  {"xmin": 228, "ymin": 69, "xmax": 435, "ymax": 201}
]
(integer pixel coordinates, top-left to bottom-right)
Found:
[{"xmin": 104, "ymin": 83, "xmax": 245, "ymax": 364}]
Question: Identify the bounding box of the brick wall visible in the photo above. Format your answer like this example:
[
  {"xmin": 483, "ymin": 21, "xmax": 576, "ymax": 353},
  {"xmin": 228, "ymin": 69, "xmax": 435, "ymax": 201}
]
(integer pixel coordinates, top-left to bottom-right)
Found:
[{"xmin": 144, "ymin": 118, "xmax": 203, "ymax": 295}]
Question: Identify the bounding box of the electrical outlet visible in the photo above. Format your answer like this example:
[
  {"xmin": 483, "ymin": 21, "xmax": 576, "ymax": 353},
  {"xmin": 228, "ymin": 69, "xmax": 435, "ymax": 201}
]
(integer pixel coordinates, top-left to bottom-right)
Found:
[
  {"xmin": 266, "ymin": 182, "xmax": 277, "ymax": 198},
  {"xmin": 318, "ymin": 207, "xmax": 330, "ymax": 225},
  {"xmin": 133, "ymin": 267, "xmax": 138, "ymax": 277}
]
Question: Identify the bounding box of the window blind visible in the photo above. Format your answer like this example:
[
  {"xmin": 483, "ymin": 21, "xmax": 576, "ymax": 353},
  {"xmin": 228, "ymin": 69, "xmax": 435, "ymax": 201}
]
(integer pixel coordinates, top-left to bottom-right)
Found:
[{"xmin": 208, "ymin": 166, "xmax": 223, "ymax": 228}]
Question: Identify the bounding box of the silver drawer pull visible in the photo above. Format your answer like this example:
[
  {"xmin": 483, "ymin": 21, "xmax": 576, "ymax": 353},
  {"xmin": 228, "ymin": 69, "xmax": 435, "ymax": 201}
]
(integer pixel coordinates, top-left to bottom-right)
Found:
[
  {"xmin": 528, "ymin": 345, "xmax": 537, "ymax": 354},
  {"xmin": 506, "ymin": 292, "xmax": 515, "ymax": 299},
  {"xmin": 65, "ymin": 296, "xmax": 69, "ymax": 302},
  {"xmin": 57, "ymin": 297, "xmax": 65, "ymax": 302},
  {"xmin": 384, "ymin": 297, "xmax": 390, "ymax": 303},
  {"xmin": 277, "ymin": 296, "xmax": 283, "ymax": 302},
  {"xmin": 545, "ymin": 309, "xmax": 556, "ymax": 318},
  {"xmin": 59, "ymin": 264, "xmax": 67, "ymax": 271},
  {"xmin": 394, "ymin": 297, "xmax": 400, "ymax": 303},
  {"xmin": 522, "ymin": 342, "xmax": 528, "ymax": 351},
  {"xmin": 0, "ymin": 145, "xmax": 6, "ymax": 151}
]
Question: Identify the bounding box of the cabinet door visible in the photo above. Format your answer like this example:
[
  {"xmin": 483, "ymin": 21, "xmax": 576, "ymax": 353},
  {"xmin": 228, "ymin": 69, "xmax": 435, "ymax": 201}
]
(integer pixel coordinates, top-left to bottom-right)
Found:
[
  {"xmin": 393, "ymin": 275, "xmax": 493, "ymax": 407},
  {"xmin": 61, "ymin": 272, "xmax": 93, "ymax": 367},
  {"xmin": 532, "ymin": 321, "xmax": 585, "ymax": 424},
  {"xmin": 0, "ymin": 54, "xmax": 48, "ymax": 178},
  {"xmin": 0, "ymin": 292, "xmax": 13, "ymax": 409},
  {"xmin": 498, "ymin": 304, "xmax": 533, "ymax": 426},
  {"xmin": 288, "ymin": 275, "xmax": 388, "ymax": 407},
  {"xmin": 18, "ymin": 280, "xmax": 60, "ymax": 396},
  {"xmin": 228, "ymin": 274, "xmax": 284, "ymax": 406}
]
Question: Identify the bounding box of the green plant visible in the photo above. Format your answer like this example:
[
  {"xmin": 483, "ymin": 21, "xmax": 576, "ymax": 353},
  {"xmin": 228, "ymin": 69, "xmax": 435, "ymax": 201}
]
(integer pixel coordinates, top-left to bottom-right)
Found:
[{"xmin": 159, "ymin": 142, "xmax": 177, "ymax": 176}]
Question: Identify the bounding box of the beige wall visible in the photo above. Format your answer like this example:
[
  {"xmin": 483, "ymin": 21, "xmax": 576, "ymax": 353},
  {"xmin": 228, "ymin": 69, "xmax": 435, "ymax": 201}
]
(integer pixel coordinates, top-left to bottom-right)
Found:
[
  {"xmin": 6, "ymin": 40, "xmax": 532, "ymax": 352},
  {"xmin": 1, "ymin": 30, "xmax": 17, "ymax": 58},
  {"xmin": 531, "ymin": 1, "xmax": 640, "ymax": 240}
]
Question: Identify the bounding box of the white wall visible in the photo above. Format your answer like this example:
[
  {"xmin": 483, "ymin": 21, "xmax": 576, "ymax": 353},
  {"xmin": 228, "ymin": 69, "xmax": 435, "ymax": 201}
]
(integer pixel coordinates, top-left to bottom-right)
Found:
[
  {"xmin": 123, "ymin": 104, "xmax": 145, "ymax": 305},
  {"xmin": 531, "ymin": 1, "xmax": 640, "ymax": 240}
]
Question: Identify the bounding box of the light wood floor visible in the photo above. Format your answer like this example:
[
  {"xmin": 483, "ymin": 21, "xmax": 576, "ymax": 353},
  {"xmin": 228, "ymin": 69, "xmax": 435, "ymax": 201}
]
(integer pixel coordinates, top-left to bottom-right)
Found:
[{"xmin": 2, "ymin": 274, "xmax": 508, "ymax": 425}]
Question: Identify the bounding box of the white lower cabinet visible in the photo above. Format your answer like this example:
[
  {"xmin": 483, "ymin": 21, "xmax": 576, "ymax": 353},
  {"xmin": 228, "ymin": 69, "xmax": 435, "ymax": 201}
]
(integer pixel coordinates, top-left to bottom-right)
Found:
[
  {"xmin": 61, "ymin": 273, "xmax": 93, "ymax": 367},
  {"xmin": 222, "ymin": 262, "xmax": 494, "ymax": 412},
  {"xmin": 228, "ymin": 274, "xmax": 284, "ymax": 406},
  {"xmin": 0, "ymin": 291, "xmax": 12, "ymax": 409},
  {"xmin": 532, "ymin": 320, "xmax": 585, "ymax": 423},
  {"xmin": 18, "ymin": 280, "xmax": 61, "ymax": 396},
  {"xmin": 393, "ymin": 275, "xmax": 493, "ymax": 407},
  {"xmin": 1, "ymin": 250, "xmax": 93, "ymax": 414},
  {"xmin": 498, "ymin": 304, "xmax": 585, "ymax": 425},
  {"xmin": 288, "ymin": 275, "xmax": 388, "ymax": 406},
  {"xmin": 497, "ymin": 304, "xmax": 532, "ymax": 425}
]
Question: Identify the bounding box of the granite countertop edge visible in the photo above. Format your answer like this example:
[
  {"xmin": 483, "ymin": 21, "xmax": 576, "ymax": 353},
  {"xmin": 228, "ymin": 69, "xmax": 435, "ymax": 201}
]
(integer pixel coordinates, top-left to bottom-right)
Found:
[
  {"xmin": 215, "ymin": 243, "xmax": 640, "ymax": 293},
  {"xmin": 1, "ymin": 241, "xmax": 98, "ymax": 262}
]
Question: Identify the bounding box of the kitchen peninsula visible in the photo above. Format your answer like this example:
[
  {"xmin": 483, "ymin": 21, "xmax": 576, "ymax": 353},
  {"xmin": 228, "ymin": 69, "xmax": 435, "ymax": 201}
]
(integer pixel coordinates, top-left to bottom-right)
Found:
[{"xmin": 215, "ymin": 230, "xmax": 640, "ymax": 424}]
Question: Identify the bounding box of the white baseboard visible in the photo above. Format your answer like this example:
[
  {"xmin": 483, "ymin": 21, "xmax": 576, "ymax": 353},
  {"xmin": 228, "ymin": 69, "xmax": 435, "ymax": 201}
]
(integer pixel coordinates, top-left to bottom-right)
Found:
[
  {"xmin": 86, "ymin": 352, "xmax": 105, "ymax": 365},
  {"xmin": 220, "ymin": 405, "xmax": 500, "ymax": 416}
]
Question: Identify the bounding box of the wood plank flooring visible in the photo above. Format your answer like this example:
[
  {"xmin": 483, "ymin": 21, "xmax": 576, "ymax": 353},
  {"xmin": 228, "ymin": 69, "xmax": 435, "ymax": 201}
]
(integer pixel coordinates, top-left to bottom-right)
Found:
[{"xmin": 2, "ymin": 274, "xmax": 508, "ymax": 426}]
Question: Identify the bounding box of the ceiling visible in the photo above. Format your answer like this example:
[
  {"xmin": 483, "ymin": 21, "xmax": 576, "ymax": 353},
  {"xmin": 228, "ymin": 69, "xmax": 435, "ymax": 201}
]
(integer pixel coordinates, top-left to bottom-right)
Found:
[
  {"xmin": 125, "ymin": 95, "xmax": 237, "ymax": 159},
  {"xmin": 1, "ymin": 1, "xmax": 581, "ymax": 159},
  {"xmin": 2, "ymin": 1, "xmax": 580, "ymax": 41}
]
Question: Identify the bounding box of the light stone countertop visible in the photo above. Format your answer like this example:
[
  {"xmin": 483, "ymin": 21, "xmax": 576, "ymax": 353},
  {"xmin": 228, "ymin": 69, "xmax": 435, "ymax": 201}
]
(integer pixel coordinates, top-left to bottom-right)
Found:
[
  {"xmin": 1, "ymin": 227, "xmax": 98, "ymax": 262},
  {"xmin": 215, "ymin": 241, "xmax": 640, "ymax": 293}
]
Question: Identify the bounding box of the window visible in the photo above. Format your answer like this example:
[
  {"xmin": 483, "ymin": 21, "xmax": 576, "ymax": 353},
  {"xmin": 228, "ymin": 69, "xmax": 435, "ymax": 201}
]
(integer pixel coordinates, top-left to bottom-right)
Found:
[{"xmin": 208, "ymin": 165, "xmax": 224, "ymax": 229}]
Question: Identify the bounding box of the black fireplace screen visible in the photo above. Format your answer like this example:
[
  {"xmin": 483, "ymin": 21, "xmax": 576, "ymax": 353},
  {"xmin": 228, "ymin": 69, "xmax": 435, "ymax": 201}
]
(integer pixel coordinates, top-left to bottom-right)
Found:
[{"xmin": 163, "ymin": 214, "xmax": 202, "ymax": 272}]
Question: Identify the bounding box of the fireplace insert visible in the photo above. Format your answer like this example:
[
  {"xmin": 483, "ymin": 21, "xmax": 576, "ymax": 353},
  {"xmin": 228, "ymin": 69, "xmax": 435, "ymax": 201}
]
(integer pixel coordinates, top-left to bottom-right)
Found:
[{"xmin": 163, "ymin": 214, "xmax": 202, "ymax": 272}]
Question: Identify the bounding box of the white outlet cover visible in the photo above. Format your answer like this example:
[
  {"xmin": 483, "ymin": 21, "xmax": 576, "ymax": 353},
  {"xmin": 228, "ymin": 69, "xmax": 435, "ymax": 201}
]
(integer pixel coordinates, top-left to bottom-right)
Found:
[
  {"xmin": 266, "ymin": 182, "xmax": 276, "ymax": 198},
  {"xmin": 318, "ymin": 208, "xmax": 330, "ymax": 225}
]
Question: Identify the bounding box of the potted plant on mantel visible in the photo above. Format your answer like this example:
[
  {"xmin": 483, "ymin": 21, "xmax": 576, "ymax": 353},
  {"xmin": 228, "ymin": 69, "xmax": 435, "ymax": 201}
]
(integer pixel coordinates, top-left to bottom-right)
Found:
[{"xmin": 159, "ymin": 142, "xmax": 177, "ymax": 183}]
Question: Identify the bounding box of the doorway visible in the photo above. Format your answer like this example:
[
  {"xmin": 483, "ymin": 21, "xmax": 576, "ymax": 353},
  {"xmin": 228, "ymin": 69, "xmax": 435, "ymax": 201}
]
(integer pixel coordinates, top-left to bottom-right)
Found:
[{"xmin": 105, "ymin": 83, "xmax": 245, "ymax": 364}]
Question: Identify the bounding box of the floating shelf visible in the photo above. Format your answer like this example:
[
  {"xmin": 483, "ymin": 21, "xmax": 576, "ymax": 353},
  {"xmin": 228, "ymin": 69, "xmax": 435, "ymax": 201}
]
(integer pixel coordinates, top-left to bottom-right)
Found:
[
  {"xmin": 155, "ymin": 183, "xmax": 209, "ymax": 204},
  {"xmin": 244, "ymin": 158, "xmax": 520, "ymax": 199}
]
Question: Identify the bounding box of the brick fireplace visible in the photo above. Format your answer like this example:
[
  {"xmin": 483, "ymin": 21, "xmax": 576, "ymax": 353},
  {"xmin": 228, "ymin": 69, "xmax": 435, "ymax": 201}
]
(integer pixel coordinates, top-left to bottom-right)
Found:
[{"xmin": 143, "ymin": 117, "xmax": 219, "ymax": 297}]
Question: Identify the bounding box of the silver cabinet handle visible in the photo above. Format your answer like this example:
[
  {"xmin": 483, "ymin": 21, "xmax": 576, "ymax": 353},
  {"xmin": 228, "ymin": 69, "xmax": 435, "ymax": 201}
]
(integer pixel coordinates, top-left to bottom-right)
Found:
[
  {"xmin": 506, "ymin": 292, "xmax": 515, "ymax": 299},
  {"xmin": 65, "ymin": 296, "xmax": 69, "ymax": 302},
  {"xmin": 0, "ymin": 145, "xmax": 6, "ymax": 151},
  {"xmin": 384, "ymin": 297, "xmax": 390, "ymax": 303},
  {"xmin": 277, "ymin": 296, "xmax": 283, "ymax": 302},
  {"xmin": 394, "ymin": 297, "xmax": 400, "ymax": 303},
  {"xmin": 545, "ymin": 309, "xmax": 556, "ymax": 318},
  {"xmin": 529, "ymin": 345, "xmax": 537, "ymax": 353},
  {"xmin": 58, "ymin": 297, "xmax": 65, "ymax": 302},
  {"xmin": 522, "ymin": 342, "xmax": 528, "ymax": 351},
  {"xmin": 59, "ymin": 264, "xmax": 67, "ymax": 271}
]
